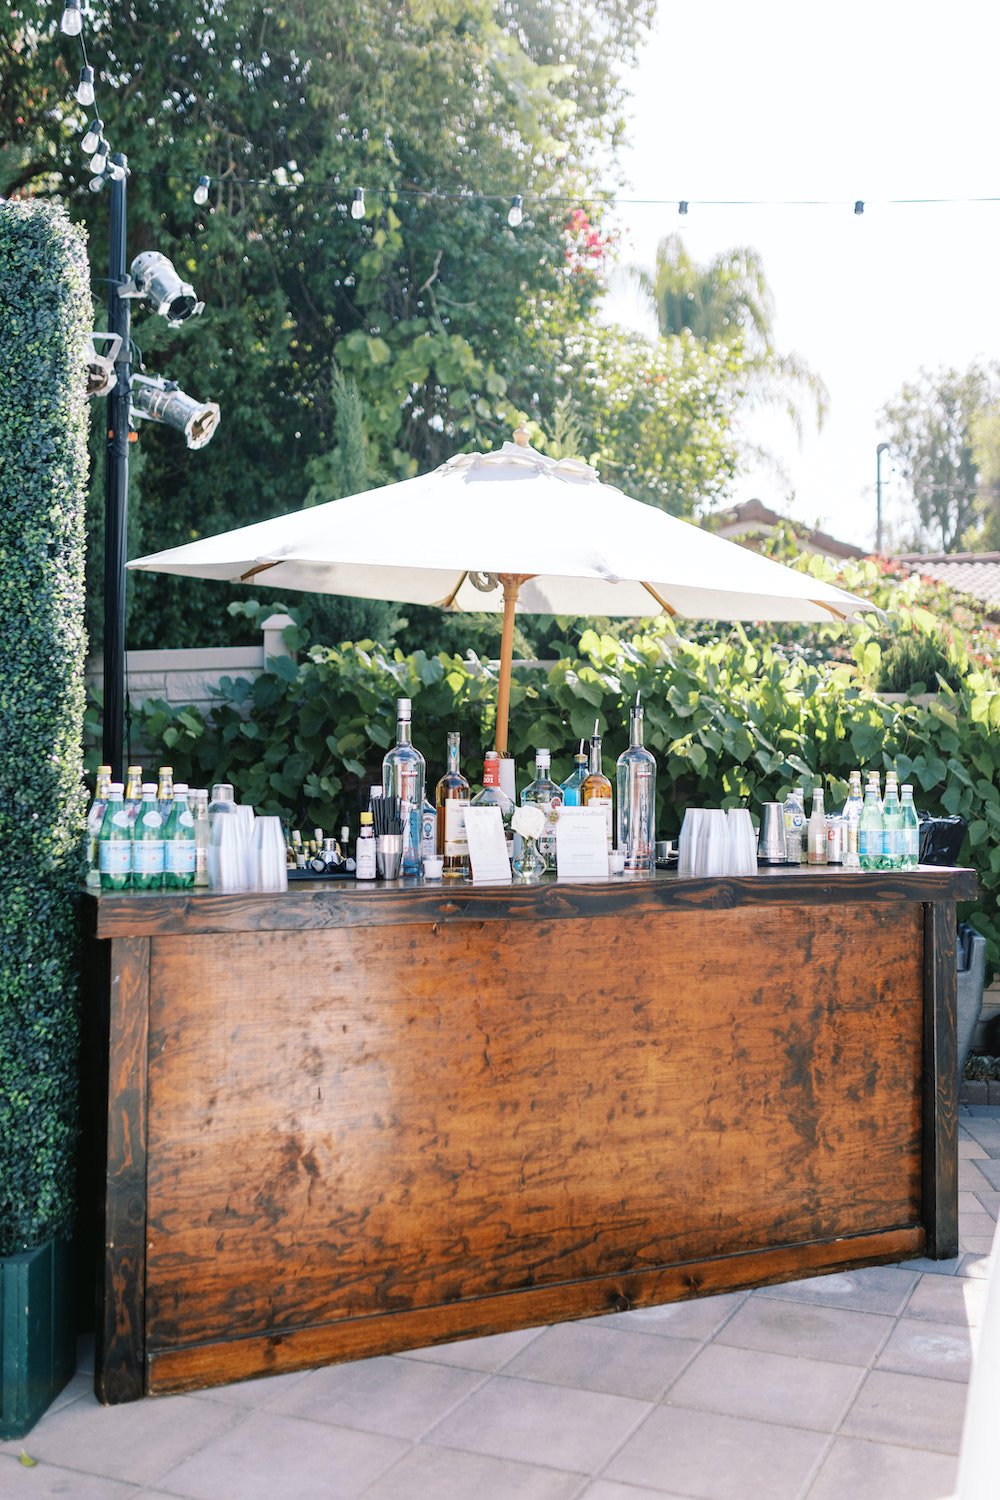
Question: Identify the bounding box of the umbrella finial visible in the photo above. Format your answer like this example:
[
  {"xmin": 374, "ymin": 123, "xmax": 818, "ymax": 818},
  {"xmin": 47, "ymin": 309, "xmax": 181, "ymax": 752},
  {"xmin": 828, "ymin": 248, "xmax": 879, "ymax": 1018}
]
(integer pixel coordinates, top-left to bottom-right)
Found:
[
  {"xmin": 636, "ymin": 689, "xmax": 641, "ymax": 707},
  {"xmin": 512, "ymin": 426, "xmax": 530, "ymax": 447}
]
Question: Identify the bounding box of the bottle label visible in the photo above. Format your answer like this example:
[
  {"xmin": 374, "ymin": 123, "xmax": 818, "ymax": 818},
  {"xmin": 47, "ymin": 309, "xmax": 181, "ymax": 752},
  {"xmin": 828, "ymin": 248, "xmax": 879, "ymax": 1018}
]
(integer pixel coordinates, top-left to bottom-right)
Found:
[
  {"xmin": 132, "ymin": 840, "xmax": 165, "ymax": 873},
  {"xmin": 174, "ymin": 810, "xmax": 194, "ymax": 829},
  {"xmin": 139, "ymin": 810, "xmax": 163, "ymax": 829},
  {"xmin": 111, "ymin": 809, "xmax": 131, "ymax": 830},
  {"xmin": 165, "ymin": 839, "xmax": 196, "ymax": 874},
  {"xmin": 444, "ymin": 799, "xmax": 469, "ymax": 856},
  {"xmin": 419, "ymin": 807, "xmax": 436, "ymax": 856},
  {"xmin": 588, "ymin": 796, "xmax": 613, "ymax": 845},
  {"xmin": 356, "ymin": 839, "xmax": 377, "ymax": 879},
  {"xmin": 882, "ymin": 828, "xmax": 898, "ymax": 862},
  {"xmin": 99, "ymin": 840, "xmax": 131, "ymax": 874},
  {"xmin": 859, "ymin": 828, "xmax": 880, "ymax": 862}
]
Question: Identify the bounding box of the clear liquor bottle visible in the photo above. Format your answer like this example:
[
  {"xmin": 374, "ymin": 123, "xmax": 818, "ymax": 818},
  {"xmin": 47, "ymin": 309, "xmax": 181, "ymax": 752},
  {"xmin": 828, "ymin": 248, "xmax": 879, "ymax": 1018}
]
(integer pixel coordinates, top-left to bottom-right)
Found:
[
  {"xmin": 580, "ymin": 724, "xmax": 614, "ymax": 850},
  {"xmin": 560, "ymin": 747, "xmax": 589, "ymax": 807},
  {"xmin": 858, "ymin": 784, "xmax": 883, "ymax": 871},
  {"xmin": 616, "ymin": 695, "xmax": 655, "ymax": 873},
  {"xmin": 435, "ymin": 730, "xmax": 471, "ymax": 879},
  {"xmin": 471, "ymin": 750, "xmax": 515, "ymax": 858},
  {"xmin": 521, "ymin": 748, "xmax": 563, "ymax": 870},
  {"xmin": 86, "ymin": 764, "xmax": 112, "ymax": 886},
  {"xmin": 900, "ymin": 783, "xmax": 919, "ymax": 868},
  {"xmin": 382, "ymin": 697, "xmax": 426, "ymax": 876},
  {"xmin": 97, "ymin": 783, "xmax": 132, "ymax": 891},
  {"xmin": 189, "ymin": 788, "xmax": 210, "ymax": 886},
  {"xmin": 807, "ymin": 787, "xmax": 827, "ymax": 865},
  {"xmin": 132, "ymin": 783, "xmax": 166, "ymax": 890}
]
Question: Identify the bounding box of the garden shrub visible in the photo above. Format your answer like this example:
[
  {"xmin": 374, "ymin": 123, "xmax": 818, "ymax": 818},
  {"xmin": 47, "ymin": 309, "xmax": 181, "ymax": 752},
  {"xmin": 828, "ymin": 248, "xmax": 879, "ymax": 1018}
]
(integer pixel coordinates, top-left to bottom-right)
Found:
[{"xmin": 0, "ymin": 202, "xmax": 90, "ymax": 1256}]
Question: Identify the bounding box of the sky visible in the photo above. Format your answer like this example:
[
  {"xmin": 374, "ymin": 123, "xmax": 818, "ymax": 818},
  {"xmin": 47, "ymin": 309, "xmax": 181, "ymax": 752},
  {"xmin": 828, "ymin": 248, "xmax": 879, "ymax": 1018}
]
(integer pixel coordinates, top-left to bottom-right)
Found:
[{"xmin": 601, "ymin": 0, "xmax": 1000, "ymax": 551}]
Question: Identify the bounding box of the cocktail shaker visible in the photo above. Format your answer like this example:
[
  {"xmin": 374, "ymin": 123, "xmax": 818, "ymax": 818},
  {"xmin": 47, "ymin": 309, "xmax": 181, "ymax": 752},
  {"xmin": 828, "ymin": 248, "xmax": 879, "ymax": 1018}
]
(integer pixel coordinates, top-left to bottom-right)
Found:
[{"xmin": 759, "ymin": 803, "xmax": 786, "ymax": 864}]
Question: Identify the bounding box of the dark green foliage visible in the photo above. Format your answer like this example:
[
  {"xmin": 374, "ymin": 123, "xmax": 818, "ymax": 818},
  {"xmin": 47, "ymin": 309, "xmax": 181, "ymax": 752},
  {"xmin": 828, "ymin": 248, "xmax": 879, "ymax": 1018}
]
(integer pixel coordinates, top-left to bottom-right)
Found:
[{"xmin": 0, "ymin": 201, "xmax": 90, "ymax": 1256}]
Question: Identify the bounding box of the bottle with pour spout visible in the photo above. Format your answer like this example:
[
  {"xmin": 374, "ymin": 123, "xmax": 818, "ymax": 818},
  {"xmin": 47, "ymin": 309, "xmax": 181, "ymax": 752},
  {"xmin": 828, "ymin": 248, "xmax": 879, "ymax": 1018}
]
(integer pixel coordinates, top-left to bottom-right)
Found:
[{"xmin": 617, "ymin": 692, "xmax": 656, "ymax": 872}]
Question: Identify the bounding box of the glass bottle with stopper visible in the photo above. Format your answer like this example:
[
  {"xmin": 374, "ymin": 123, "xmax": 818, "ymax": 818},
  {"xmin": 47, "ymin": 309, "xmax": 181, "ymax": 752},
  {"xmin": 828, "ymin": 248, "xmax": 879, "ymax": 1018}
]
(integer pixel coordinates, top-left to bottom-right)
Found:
[
  {"xmin": 581, "ymin": 719, "xmax": 613, "ymax": 850},
  {"xmin": 382, "ymin": 697, "xmax": 425, "ymax": 876},
  {"xmin": 435, "ymin": 731, "xmax": 471, "ymax": 879}
]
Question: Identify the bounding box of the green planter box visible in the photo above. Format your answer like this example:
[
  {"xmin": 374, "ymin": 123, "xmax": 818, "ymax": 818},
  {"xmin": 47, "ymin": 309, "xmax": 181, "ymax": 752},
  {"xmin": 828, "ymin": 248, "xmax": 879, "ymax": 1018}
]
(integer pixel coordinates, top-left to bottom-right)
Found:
[{"xmin": 0, "ymin": 1237, "xmax": 76, "ymax": 1438}]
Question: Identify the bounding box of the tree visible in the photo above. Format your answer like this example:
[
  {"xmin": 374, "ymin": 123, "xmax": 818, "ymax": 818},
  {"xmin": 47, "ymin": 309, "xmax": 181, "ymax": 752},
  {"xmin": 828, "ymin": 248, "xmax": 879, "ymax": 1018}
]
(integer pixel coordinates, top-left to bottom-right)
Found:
[
  {"xmin": 969, "ymin": 405, "xmax": 1000, "ymax": 550},
  {"xmin": 881, "ymin": 364, "xmax": 998, "ymax": 552},
  {"xmin": 4, "ymin": 0, "xmax": 656, "ymax": 647},
  {"xmin": 626, "ymin": 232, "xmax": 827, "ymax": 441}
]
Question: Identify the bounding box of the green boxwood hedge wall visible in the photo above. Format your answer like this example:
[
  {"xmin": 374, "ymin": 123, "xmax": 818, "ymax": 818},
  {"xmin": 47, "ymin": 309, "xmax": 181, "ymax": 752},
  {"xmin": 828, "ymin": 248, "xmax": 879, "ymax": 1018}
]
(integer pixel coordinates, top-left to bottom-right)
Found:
[{"xmin": 0, "ymin": 201, "xmax": 90, "ymax": 1256}]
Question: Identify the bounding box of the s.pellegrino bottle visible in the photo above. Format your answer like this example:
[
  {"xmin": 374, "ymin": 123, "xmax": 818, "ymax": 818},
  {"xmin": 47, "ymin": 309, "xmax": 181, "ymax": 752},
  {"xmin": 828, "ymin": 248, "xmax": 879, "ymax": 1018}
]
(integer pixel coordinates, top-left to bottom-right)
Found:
[
  {"xmin": 132, "ymin": 783, "xmax": 166, "ymax": 890},
  {"xmin": 858, "ymin": 783, "xmax": 883, "ymax": 872},
  {"xmin": 383, "ymin": 697, "xmax": 425, "ymax": 876},
  {"xmin": 881, "ymin": 777, "xmax": 903, "ymax": 870},
  {"xmin": 98, "ymin": 783, "xmax": 132, "ymax": 891},
  {"xmin": 900, "ymin": 783, "xmax": 919, "ymax": 868},
  {"xmin": 616, "ymin": 693, "xmax": 656, "ymax": 873},
  {"xmin": 163, "ymin": 787, "xmax": 196, "ymax": 889},
  {"xmin": 86, "ymin": 764, "xmax": 112, "ymax": 886}
]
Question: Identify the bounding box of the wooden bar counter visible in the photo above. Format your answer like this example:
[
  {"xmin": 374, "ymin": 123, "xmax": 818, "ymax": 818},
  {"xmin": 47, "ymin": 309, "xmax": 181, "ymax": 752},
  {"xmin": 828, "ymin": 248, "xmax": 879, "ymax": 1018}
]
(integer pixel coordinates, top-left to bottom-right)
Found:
[{"xmin": 82, "ymin": 864, "xmax": 976, "ymax": 1403}]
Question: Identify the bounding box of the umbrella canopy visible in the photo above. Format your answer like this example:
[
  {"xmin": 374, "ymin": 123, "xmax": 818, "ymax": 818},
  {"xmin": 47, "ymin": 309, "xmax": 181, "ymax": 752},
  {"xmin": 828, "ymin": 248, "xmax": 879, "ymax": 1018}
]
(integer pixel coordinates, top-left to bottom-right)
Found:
[{"xmin": 129, "ymin": 433, "xmax": 876, "ymax": 751}]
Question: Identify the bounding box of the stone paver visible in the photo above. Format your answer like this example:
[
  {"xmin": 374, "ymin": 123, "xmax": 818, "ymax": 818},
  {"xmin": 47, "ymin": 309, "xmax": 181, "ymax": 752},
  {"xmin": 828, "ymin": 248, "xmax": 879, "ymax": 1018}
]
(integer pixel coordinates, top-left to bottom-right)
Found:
[{"xmin": 6, "ymin": 1108, "xmax": 997, "ymax": 1499}]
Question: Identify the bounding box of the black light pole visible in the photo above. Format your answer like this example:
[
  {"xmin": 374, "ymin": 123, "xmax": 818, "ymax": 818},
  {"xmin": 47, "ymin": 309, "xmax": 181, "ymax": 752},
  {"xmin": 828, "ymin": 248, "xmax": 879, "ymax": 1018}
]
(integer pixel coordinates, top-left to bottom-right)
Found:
[
  {"xmin": 876, "ymin": 442, "xmax": 889, "ymax": 556},
  {"xmin": 101, "ymin": 153, "xmax": 131, "ymax": 780}
]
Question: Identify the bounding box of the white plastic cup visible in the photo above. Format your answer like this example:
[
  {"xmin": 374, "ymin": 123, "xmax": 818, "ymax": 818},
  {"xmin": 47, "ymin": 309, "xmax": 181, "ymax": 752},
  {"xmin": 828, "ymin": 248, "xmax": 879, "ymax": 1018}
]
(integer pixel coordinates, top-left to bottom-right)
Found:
[
  {"xmin": 696, "ymin": 809, "xmax": 730, "ymax": 877},
  {"xmin": 678, "ymin": 809, "xmax": 708, "ymax": 876},
  {"xmin": 209, "ymin": 814, "xmax": 246, "ymax": 892},
  {"xmin": 250, "ymin": 815, "xmax": 288, "ymax": 892},
  {"xmin": 726, "ymin": 807, "xmax": 758, "ymax": 876}
]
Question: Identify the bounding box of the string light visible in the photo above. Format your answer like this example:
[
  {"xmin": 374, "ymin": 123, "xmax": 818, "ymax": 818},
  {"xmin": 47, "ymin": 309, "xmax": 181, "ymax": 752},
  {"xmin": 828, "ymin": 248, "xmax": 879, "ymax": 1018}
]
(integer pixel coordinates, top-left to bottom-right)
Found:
[
  {"xmin": 678, "ymin": 200, "xmax": 689, "ymax": 215},
  {"xmin": 854, "ymin": 200, "xmax": 865, "ymax": 215},
  {"xmin": 81, "ymin": 117, "xmax": 103, "ymax": 155},
  {"xmin": 507, "ymin": 194, "xmax": 523, "ymax": 227},
  {"xmin": 108, "ymin": 159, "xmax": 126, "ymax": 182},
  {"xmin": 89, "ymin": 140, "xmax": 109, "ymax": 174},
  {"xmin": 59, "ymin": 0, "xmax": 82, "ymax": 36},
  {"xmin": 193, "ymin": 175, "xmax": 211, "ymax": 207},
  {"xmin": 88, "ymin": 173, "xmax": 105, "ymax": 193},
  {"xmin": 350, "ymin": 186, "xmax": 365, "ymax": 220},
  {"xmin": 76, "ymin": 65, "xmax": 95, "ymax": 106}
]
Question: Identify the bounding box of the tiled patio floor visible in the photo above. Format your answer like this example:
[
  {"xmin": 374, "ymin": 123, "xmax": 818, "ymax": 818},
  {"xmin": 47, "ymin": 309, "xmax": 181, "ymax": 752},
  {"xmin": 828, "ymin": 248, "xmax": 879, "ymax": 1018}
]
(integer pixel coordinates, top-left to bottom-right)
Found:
[{"xmin": 3, "ymin": 1107, "xmax": 997, "ymax": 1500}]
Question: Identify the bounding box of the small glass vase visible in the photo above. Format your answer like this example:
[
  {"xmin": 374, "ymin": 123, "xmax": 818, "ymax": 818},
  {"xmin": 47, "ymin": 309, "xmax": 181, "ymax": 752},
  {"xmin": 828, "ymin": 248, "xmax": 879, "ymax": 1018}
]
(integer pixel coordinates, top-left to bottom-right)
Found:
[{"xmin": 513, "ymin": 834, "xmax": 545, "ymax": 882}]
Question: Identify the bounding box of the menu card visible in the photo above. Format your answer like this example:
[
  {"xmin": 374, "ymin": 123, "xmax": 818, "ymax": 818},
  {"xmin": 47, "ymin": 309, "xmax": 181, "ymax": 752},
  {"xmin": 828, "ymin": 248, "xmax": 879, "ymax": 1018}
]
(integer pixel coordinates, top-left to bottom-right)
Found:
[
  {"xmin": 463, "ymin": 806, "xmax": 513, "ymax": 883},
  {"xmin": 555, "ymin": 807, "xmax": 611, "ymax": 880}
]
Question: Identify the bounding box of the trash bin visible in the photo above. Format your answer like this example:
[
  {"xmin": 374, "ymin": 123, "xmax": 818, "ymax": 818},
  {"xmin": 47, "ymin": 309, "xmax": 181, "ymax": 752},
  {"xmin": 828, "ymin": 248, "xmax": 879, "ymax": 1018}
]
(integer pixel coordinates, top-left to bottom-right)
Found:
[{"xmin": 918, "ymin": 815, "xmax": 983, "ymax": 1088}]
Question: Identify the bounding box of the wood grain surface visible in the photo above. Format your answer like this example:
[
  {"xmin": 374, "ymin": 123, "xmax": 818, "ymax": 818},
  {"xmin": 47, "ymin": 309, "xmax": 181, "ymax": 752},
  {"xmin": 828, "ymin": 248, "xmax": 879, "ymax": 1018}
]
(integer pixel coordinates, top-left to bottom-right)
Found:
[{"xmin": 142, "ymin": 901, "xmax": 925, "ymax": 1365}]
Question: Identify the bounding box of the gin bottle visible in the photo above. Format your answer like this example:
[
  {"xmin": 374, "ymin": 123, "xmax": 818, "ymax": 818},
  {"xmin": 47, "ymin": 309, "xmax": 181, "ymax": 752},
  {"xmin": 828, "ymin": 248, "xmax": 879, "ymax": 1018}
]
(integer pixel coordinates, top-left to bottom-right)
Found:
[
  {"xmin": 900, "ymin": 784, "xmax": 919, "ymax": 868},
  {"xmin": 521, "ymin": 748, "xmax": 563, "ymax": 870},
  {"xmin": 616, "ymin": 695, "xmax": 655, "ymax": 873},
  {"xmin": 581, "ymin": 723, "xmax": 613, "ymax": 849},
  {"xmin": 560, "ymin": 747, "xmax": 589, "ymax": 807},
  {"xmin": 435, "ymin": 730, "xmax": 470, "ymax": 879},
  {"xmin": 471, "ymin": 751, "xmax": 515, "ymax": 858},
  {"xmin": 382, "ymin": 697, "xmax": 425, "ymax": 876}
]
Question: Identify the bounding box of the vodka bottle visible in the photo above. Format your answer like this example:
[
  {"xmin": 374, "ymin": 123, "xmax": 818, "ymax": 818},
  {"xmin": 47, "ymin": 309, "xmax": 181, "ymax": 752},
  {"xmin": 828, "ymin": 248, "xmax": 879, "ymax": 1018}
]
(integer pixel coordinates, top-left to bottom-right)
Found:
[
  {"xmin": 382, "ymin": 697, "xmax": 425, "ymax": 876},
  {"xmin": 560, "ymin": 747, "xmax": 589, "ymax": 806},
  {"xmin": 881, "ymin": 778, "xmax": 903, "ymax": 870},
  {"xmin": 97, "ymin": 783, "xmax": 132, "ymax": 891},
  {"xmin": 132, "ymin": 784, "xmax": 166, "ymax": 890},
  {"xmin": 807, "ymin": 787, "xmax": 827, "ymax": 865},
  {"xmin": 86, "ymin": 764, "xmax": 113, "ymax": 886},
  {"xmin": 471, "ymin": 751, "xmax": 515, "ymax": 858},
  {"xmin": 435, "ymin": 730, "xmax": 471, "ymax": 879},
  {"xmin": 616, "ymin": 695, "xmax": 656, "ymax": 873},
  {"xmin": 859, "ymin": 784, "xmax": 883, "ymax": 871},
  {"xmin": 581, "ymin": 724, "xmax": 614, "ymax": 850},
  {"xmin": 163, "ymin": 788, "xmax": 196, "ymax": 889},
  {"xmin": 521, "ymin": 748, "xmax": 563, "ymax": 870},
  {"xmin": 900, "ymin": 783, "xmax": 920, "ymax": 868}
]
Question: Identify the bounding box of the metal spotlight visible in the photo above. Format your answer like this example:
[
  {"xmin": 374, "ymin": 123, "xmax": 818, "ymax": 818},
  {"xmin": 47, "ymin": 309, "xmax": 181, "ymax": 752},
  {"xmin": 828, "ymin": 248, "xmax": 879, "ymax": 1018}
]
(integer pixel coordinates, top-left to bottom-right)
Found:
[
  {"xmin": 122, "ymin": 251, "xmax": 204, "ymax": 326},
  {"xmin": 84, "ymin": 333, "xmax": 122, "ymax": 398},
  {"xmin": 130, "ymin": 375, "xmax": 220, "ymax": 449}
]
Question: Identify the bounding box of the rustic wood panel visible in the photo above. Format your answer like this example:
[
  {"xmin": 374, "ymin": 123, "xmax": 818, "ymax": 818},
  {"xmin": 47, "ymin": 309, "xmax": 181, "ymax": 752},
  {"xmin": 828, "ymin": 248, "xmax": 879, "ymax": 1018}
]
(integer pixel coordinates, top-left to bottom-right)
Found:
[
  {"xmin": 95, "ymin": 936, "xmax": 149, "ymax": 1404},
  {"xmin": 147, "ymin": 1223, "xmax": 924, "ymax": 1394},
  {"xmin": 144, "ymin": 902, "xmax": 924, "ymax": 1357},
  {"xmin": 86, "ymin": 865, "xmax": 978, "ymax": 939},
  {"xmin": 923, "ymin": 900, "xmax": 959, "ymax": 1258}
]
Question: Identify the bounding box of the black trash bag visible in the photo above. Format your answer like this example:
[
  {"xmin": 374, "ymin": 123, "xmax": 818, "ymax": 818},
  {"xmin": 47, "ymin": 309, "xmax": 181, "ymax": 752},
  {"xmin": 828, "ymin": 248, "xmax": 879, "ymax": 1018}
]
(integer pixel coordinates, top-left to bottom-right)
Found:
[{"xmin": 918, "ymin": 811, "xmax": 967, "ymax": 867}]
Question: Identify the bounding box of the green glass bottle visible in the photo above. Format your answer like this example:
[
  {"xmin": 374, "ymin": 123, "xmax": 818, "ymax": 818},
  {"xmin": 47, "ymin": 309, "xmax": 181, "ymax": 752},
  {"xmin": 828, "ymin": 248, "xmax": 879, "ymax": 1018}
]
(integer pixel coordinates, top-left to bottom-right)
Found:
[
  {"xmin": 163, "ymin": 787, "xmax": 196, "ymax": 889},
  {"xmin": 97, "ymin": 784, "xmax": 132, "ymax": 891},
  {"xmin": 858, "ymin": 784, "xmax": 883, "ymax": 872},
  {"xmin": 131, "ymin": 783, "xmax": 165, "ymax": 891}
]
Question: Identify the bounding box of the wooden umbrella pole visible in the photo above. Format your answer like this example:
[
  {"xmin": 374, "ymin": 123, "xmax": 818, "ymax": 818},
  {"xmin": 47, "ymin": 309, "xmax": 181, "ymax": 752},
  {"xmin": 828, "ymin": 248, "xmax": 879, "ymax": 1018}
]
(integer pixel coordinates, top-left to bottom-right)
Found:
[{"xmin": 495, "ymin": 573, "xmax": 523, "ymax": 755}]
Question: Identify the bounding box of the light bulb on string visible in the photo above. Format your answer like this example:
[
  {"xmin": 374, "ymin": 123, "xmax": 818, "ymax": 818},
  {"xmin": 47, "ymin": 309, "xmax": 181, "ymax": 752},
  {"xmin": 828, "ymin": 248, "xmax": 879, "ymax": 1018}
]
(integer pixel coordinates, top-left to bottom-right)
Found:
[
  {"xmin": 88, "ymin": 174, "xmax": 105, "ymax": 194},
  {"xmin": 89, "ymin": 140, "xmax": 108, "ymax": 175},
  {"xmin": 81, "ymin": 118, "xmax": 103, "ymax": 155},
  {"xmin": 350, "ymin": 187, "xmax": 365, "ymax": 220},
  {"xmin": 76, "ymin": 66, "xmax": 95, "ymax": 107},
  {"xmin": 854, "ymin": 200, "xmax": 865, "ymax": 215},
  {"xmin": 193, "ymin": 175, "xmax": 211, "ymax": 207},
  {"xmin": 108, "ymin": 159, "xmax": 126, "ymax": 182},
  {"xmin": 507, "ymin": 195, "xmax": 523, "ymax": 227},
  {"xmin": 60, "ymin": 0, "xmax": 82, "ymax": 35},
  {"xmin": 678, "ymin": 200, "xmax": 689, "ymax": 215}
]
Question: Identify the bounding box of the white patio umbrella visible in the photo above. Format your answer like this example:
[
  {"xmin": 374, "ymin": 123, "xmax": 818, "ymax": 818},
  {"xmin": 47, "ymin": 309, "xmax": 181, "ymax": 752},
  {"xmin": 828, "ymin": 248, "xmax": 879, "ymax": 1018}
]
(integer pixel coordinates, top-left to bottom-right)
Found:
[{"xmin": 128, "ymin": 430, "xmax": 876, "ymax": 752}]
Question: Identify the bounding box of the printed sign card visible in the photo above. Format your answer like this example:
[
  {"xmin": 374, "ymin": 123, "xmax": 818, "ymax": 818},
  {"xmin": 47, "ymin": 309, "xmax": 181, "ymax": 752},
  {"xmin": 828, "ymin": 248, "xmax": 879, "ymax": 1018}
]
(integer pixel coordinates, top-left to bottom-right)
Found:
[
  {"xmin": 463, "ymin": 805, "xmax": 513, "ymax": 883},
  {"xmin": 555, "ymin": 807, "xmax": 611, "ymax": 880}
]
